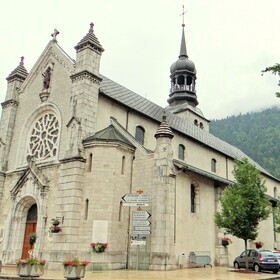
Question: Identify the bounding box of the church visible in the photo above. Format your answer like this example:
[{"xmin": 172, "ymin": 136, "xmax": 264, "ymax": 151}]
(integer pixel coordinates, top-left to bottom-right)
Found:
[{"xmin": 0, "ymin": 19, "xmax": 279, "ymax": 271}]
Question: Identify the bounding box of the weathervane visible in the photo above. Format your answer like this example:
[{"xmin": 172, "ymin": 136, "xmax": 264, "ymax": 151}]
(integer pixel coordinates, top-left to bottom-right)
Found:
[{"xmin": 179, "ymin": 5, "xmax": 187, "ymax": 27}]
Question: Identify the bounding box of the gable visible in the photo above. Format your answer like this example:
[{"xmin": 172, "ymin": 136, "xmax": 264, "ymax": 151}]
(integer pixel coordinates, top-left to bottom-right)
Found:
[{"xmin": 11, "ymin": 156, "xmax": 49, "ymax": 196}]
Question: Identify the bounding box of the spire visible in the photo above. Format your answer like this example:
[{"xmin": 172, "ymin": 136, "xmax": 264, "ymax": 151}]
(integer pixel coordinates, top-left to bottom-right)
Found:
[
  {"xmin": 179, "ymin": 25, "xmax": 188, "ymax": 58},
  {"xmin": 168, "ymin": 7, "xmax": 198, "ymax": 108},
  {"xmin": 179, "ymin": 5, "xmax": 188, "ymax": 58},
  {"xmin": 154, "ymin": 111, "xmax": 174, "ymax": 139},
  {"xmin": 6, "ymin": 56, "xmax": 28, "ymax": 82},
  {"xmin": 75, "ymin": 22, "xmax": 104, "ymax": 54}
]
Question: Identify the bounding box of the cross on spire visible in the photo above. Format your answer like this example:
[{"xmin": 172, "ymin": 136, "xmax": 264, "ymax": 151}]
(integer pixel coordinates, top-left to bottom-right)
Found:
[
  {"xmin": 51, "ymin": 28, "xmax": 60, "ymax": 42},
  {"xmin": 179, "ymin": 5, "xmax": 187, "ymax": 27},
  {"xmin": 20, "ymin": 56, "xmax": 24, "ymax": 66},
  {"xmin": 89, "ymin": 22, "xmax": 94, "ymax": 33}
]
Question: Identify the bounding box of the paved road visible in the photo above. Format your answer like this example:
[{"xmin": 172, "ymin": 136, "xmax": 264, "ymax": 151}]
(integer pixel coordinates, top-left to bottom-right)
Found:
[{"xmin": 1, "ymin": 266, "xmax": 280, "ymax": 280}]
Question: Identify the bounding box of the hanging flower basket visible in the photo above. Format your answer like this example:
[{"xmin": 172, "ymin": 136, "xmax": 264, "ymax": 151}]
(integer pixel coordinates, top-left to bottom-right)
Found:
[
  {"xmin": 221, "ymin": 237, "xmax": 232, "ymax": 247},
  {"xmin": 90, "ymin": 242, "xmax": 108, "ymax": 253},
  {"xmin": 49, "ymin": 218, "xmax": 62, "ymax": 233},
  {"xmin": 255, "ymin": 241, "xmax": 263, "ymax": 249},
  {"xmin": 50, "ymin": 226, "xmax": 62, "ymax": 233},
  {"xmin": 28, "ymin": 232, "xmax": 37, "ymax": 246},
  {"xmin": 52, "ymin": 219, "xmax": 60, "ymax": 226}
]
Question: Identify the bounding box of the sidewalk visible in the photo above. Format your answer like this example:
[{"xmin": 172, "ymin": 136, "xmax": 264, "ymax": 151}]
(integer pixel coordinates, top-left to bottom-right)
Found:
[{"xmin": 1, "ymin": 266, "xmax": 280, "ymax": 280}]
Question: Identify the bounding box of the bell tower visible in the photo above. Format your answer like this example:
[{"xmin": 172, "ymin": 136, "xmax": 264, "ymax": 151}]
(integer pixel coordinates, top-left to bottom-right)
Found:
[
  {"xmin": 168, "ymin": 8, "xmax": 197, "ymax": 107},
  {"xmin": 166, "ymin": 7, "xmax": 210, "ymax": 131}
]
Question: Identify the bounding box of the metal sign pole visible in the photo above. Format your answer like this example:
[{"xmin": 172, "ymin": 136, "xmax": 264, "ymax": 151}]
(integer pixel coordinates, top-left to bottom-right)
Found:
[{"xmin": 136, "ymin": 235, "xmax": 139, "ymax": 270}]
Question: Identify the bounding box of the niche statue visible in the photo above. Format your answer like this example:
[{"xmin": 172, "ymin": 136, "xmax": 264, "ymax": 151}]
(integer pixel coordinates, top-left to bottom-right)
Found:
[{"xmin": 42, "ymin": 66, "xmax": 52, "ymax": 90}]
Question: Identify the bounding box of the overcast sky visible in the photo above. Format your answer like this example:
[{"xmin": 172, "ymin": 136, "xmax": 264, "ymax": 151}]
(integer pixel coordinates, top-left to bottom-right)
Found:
[{"xmin": 0, "ymin": 0, "xmax": 279, "ymax": 120}]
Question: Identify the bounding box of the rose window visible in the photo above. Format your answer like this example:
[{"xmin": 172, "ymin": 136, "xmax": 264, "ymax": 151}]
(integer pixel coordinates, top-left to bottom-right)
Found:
[{"xmin": 28, "ymin": 113, "xmax": 59, "ymax": 160}]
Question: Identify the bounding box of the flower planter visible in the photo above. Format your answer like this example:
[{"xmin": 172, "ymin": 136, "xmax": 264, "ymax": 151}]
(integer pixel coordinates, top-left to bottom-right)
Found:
[
  {"xmin": 64, "ymin": 266, "xmax": 86, "ymax": 279},
  {"xmin": 51, "ymin": 227, "xmax": 62, "ymax": 233},
  {"xmin": 91, "ymin": 242, "xmax": 108, "ymax": 253},
  {"xmin": 17, "ymin": 264, "xmax": 44, "ymax": 277},
  {"xmin": 222, "ymin": 240, "xmax": 229, "ymax": 247},
  {"xmin": 93, "ymin": 245, "xmax": 105, "ymax": 253},
  {"xmin": 29, "ymin": 236, "xmax": 37, "ymax": 245},
  {"xmin": 256, "ymin": 244, "xmax": 262, "ymax": 249}
]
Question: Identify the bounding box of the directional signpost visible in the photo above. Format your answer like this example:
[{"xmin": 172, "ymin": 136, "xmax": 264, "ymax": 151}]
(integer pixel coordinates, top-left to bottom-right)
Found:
[
  {"xmin": 132, "ymin": 220, "xmax": 150, "ymax": 227},
  {"xmin": 121, "ymin": 191, "xmax": 151, "ymax": 255},
  {"xmin": 132, "ymin": 210, "xmax": 151, "ymax": 220},
  {"xmin": 131, "ymin": 210, "xmax": 151, "ymax": 235},
  {"xmin": 130, "ymin": 240, "xmax": 146, "ymax": 246},
  {"xmin": 122, "ymin": 193, "xmax": 149, "ymax": 207}
]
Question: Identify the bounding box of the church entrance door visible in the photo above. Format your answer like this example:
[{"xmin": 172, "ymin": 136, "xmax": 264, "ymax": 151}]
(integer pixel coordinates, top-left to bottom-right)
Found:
[{"xmin": 21, "ymin": 204, "xmax": 37, "ymax": 259}]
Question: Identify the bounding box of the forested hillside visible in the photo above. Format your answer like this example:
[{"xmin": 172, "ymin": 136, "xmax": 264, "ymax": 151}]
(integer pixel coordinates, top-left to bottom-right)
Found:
[{"xmin": 209, "ymin": 106, "xmax": 280, "ymax": 179}]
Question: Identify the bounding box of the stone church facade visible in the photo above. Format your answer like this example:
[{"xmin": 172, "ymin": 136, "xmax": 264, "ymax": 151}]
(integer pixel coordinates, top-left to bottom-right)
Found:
[{"xmin": 0, "ymin": 22, "xmax": 279, "ymax": 270}]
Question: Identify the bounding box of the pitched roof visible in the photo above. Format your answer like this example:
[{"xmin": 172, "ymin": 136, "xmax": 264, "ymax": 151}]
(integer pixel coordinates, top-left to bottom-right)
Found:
[
  {"xmin": 99, "ymin": 75, "xmax": 276, "ymax": 179},
  {"xmin": 6, "ymin": 56, "xmax": 28, "ymax": 82},
  {"xmin": 75, "ymin": 23, "xmax": 104, "ymax": 54},
  {"xmin": 83, "ymin": 124, "xmax": 135, "ymax": 149}
]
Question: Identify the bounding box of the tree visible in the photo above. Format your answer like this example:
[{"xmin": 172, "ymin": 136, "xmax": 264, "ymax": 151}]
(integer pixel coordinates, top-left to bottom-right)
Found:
[
  {"xmin": 262, "ymin": 63, "xmax": 280, "ymax": 97},
  {"xmin": 214, "ymin": 158, "xmax": 271, "ymax": 269},
  {"xmin": 273, "ymin": 198, "xmax": 280, "ymax": 236}
]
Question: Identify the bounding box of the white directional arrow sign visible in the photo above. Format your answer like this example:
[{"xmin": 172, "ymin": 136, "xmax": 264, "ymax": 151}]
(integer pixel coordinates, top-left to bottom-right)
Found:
[
  {"xmin": 132, "ymin": 226, "xmax": 150, "ymax": 231},
  {"xmin": 132, "ymin": 211, "xmax": 151, "ymax": 220},
  {"xmin": 122, "ymin": 194, "xmax": 149, "ymax": 203},
  {"xmin": 122, "ymin": 202, "xmax": 148, "ymax": 207},
  {"xmin": 131, "ymin": 230, "xmax": 150, "ymax": 235},
  {"xmin": 132, "ymin": 220, "xmax": 151, "ymax": 226}
]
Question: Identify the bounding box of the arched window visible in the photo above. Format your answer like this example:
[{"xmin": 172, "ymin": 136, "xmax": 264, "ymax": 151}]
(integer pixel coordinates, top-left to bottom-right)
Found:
[
  {"xmin": 191, "ymin": 184, "xmax": 196, "ymax": 213},
  {"xmin": 199, "ymin": 122, "xmax": 204, "ymax": 129},
  {"xmin": 121, "ymin": 156, "xmax": 125, "ymax": 175},
  {"xmin": 211, "ymin": 158, "xmax": 217, "ymax": 173},
  {"xmin": 178, "ymin": 144, "xmax": 185, "ymax": 160},
  {"xmin": 186, "ymin": 76, "xmax": 192, "ymax": 85},
  {"xmin": 194, "ymin": 119, "xmax": 198, "ymax": 126},
  {"xmin": 177, "ymin": 75, "xmax": 184, "ymax": 85},
  {"xmin": 27, "ymin": 204, "xmax": 38, "ymax": 222},
  {"xmin": 86, "ymin": 153, "xmax": 93, "ymax": 172},
  {"xmin": 84, "ymin": 199, "xmax": 89, "ymax": 220},
  {"xmin": 274, "ymin": 187, "xmax": 278, "ymax": 198},
  {"xmin": 135, "ymin": 126, "xmax": 145, "ymax": 145}
]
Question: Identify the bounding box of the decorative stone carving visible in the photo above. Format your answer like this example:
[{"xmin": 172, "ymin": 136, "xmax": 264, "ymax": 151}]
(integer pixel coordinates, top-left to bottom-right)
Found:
[{"xmin": 27, "ymin": 113, "xmax": 59, "ymax": 161}]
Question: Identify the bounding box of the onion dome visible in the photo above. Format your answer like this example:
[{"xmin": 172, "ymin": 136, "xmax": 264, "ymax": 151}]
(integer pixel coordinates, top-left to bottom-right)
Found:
[
  {"xmin": 168, "ymin": 22, "xmax": 198, "ymax": 108},
  {"xmin": 170, "ymin": 24, "xmax": 196, "ymax": 75}
]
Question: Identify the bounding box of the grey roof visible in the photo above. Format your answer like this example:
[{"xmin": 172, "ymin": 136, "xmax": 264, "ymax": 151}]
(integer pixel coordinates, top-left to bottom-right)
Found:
[
  {"xmin": 99, "ymin": 75, "xmax": 278, "ymax": 181},
  {"xmin": 155, "ymin": 113, "xmax": 174, "ymax": 139},
  {"xmin": 75, "ymin": 23, "xmax": 104, "ymax": 53},
  {"xmin": 165, "ymin": 102, "xmax": 207, "ymax": 120},
  {"xmin": 83, "ymin": 124, "xmax": 135, "ymax": 149},
  {"xmin": 174, "ymin": 160, "xmax": 278, "ymax": 205},
  {"xmin": 174, "ymin": 159, "xmax": 234, "ymax": 185},
  {"xmin": 7, "ymin": 57, "xmax": 28, "ymax": 82}
]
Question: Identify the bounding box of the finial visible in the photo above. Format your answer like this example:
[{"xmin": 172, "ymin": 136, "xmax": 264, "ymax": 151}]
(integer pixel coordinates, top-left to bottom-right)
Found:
[
  {"xmin": 51, "ymin": 28, "xmax": 60, "ymax": 42},
  {"xmin": 20, "ymin": 56, "xmax": 24, "ymax": 66},
  {"xmin": 162, "ymin": 109, "xmax": 167, "ymax": 122},
  {"xmin": 180, "ymin": 5, "xmax": 187, "ymax": 27},
  {"xmin": 89, "ymin": 22, "xmax": 94, "ymax": 33}
]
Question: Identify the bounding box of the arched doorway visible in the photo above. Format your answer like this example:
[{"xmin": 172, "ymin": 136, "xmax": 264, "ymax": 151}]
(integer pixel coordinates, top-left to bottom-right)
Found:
[{"xmin": 21, "ymin": 204, "xmax": 37, "ymax": 259}]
